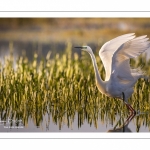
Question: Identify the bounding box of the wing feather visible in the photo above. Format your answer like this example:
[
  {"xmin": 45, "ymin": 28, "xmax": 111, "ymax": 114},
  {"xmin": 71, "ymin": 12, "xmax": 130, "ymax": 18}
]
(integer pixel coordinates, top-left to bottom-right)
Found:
[
  {"xmin": 112, "ymin": 35, "xmax": 150, "ymax": 82},
  {"xmin": 99, "ymin": 33, "xmax": 135, "ymax": 81}
]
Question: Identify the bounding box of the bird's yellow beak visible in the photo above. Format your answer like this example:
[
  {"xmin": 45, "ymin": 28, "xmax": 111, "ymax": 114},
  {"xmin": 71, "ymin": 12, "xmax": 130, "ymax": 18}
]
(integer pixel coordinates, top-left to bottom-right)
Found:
[
  {"xmin": 74, "ymin": 47, "xmax": 83, "ymax": 49},
  {"xmin": 74, "ymin": 46, "xmax": 87, "ymax": 50}
]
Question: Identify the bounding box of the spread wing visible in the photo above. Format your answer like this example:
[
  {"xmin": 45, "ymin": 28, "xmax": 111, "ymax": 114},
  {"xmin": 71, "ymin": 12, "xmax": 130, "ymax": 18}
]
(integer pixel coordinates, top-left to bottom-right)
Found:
[
  {"xmin": 99, "ymin": 33, "xmax": 135, "ymax": 81},
  {"xmin": 111, "ymin": 35, "xmax": 150, "ymax": 82}
]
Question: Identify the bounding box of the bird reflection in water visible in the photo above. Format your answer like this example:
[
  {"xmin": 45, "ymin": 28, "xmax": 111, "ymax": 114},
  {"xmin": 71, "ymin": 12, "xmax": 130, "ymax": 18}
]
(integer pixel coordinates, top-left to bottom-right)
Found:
[{"xmin": 107, "ymin": 113, "xmax": 136, "ymax": 132}]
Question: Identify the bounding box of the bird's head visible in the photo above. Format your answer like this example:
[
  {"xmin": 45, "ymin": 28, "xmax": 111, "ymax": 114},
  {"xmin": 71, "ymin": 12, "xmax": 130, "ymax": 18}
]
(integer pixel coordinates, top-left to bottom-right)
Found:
[{"xmin": 74, "ymin": 46, "xmax": 92, "ymax": 53}]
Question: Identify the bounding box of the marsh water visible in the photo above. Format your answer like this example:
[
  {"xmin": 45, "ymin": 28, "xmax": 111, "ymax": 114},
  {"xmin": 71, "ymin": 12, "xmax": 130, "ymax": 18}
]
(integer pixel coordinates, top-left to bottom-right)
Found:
[
  {"xmin": 0, "ymin": 41, "xmax": 150, "ymax": 132},
  {"xmin": 1, "ymin": 112, "xmax": 150, "ymax": 132}
]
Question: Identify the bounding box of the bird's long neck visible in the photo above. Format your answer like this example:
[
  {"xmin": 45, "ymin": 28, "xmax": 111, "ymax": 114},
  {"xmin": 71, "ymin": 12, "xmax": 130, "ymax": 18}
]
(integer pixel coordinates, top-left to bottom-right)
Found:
[{"xmin": 88, "ymin": 51, "xmax": 106, "ymax": 92}]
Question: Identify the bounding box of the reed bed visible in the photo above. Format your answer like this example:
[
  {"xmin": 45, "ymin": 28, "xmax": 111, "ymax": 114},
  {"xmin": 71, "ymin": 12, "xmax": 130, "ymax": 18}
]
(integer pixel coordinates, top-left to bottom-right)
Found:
[{"xmin": 0, "ymin": 42, "xmax": 150, "ymax": 131}]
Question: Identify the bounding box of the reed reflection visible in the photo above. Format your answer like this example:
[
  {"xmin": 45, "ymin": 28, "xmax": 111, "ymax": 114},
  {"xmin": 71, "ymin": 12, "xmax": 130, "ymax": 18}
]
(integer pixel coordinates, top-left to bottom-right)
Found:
[{"xmin": 107, "ymin": 113, "xmax": 136, "ymax": 132}]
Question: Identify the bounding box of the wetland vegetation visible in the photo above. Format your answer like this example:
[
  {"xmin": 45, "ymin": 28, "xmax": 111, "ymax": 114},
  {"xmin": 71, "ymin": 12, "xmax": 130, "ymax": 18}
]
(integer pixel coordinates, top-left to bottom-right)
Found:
[
  {"xmin": 0, "ymin": 41, "xmax": 149, "ymax": 132},
  {"xmin": 0, "ymin": 18, "xmax": 150, "ymax": 132}
]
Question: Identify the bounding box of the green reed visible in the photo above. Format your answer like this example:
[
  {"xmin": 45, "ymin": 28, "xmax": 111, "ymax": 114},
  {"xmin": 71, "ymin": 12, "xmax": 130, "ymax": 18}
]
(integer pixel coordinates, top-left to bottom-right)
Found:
[{"xmin": 0, "ymin": 42, "xmax": 149, "ymax": 131}]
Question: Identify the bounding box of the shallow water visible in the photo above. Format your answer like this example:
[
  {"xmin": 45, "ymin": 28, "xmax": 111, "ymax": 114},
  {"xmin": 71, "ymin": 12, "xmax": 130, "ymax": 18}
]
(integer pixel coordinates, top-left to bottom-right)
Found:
[{"xmin": 0, "ymin": 112, "xmax": 150, "ymax": 132}]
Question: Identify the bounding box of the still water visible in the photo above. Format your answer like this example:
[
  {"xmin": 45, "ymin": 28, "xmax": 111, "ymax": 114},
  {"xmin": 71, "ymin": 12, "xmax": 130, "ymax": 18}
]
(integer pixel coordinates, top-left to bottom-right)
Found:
[{"xmin": 0, "ymin": 112, "xmax": 150, "ymax": 132}]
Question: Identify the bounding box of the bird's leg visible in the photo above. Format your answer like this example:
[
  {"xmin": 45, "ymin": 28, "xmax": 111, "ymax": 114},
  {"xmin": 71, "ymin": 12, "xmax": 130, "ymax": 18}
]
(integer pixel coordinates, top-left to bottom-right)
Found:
[
  {"xmin": 125, "ymin": 103, "xmax": 136, "ymax": 115},
  {"xmin": 122, "ymin": 92, "xmax": 136, "ymax": 115}
]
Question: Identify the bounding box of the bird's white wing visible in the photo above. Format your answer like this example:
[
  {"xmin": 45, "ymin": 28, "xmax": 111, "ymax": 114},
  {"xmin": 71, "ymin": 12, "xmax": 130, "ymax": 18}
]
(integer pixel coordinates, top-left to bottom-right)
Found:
[
  {"xmin": 99, "ymin": 33, "xmax": 135, "ymax": 81},
  {"xmin": 111, "ymin": 35, "xmax": 150, "ymax": 82}
]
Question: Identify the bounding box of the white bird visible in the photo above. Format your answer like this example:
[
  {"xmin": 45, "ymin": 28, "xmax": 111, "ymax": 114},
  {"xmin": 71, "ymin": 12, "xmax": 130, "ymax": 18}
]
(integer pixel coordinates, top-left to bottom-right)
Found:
[{"xmin": 75, "ymin": 33, "xmax": 150, "ymax": 114}]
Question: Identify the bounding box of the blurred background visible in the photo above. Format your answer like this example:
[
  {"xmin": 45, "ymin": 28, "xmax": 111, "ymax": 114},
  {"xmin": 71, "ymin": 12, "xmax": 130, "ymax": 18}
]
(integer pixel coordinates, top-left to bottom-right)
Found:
[{"xmin": 0, "ymin": 18, "xmax": 150, "ymax": 59}]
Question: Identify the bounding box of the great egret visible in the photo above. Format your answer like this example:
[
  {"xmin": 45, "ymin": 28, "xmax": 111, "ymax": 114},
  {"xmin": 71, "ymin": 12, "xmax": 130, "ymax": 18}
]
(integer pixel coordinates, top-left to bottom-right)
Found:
[{"xmin": 75, "ymin": 33, "xmax": 150, "ymax": 114}]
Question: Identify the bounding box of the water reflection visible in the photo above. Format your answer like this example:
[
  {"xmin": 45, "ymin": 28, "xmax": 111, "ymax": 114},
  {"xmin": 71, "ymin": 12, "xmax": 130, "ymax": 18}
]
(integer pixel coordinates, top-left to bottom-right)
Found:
[{"xmin": 107, "ymin": 113, "xmax": 135, "ymax": 132}]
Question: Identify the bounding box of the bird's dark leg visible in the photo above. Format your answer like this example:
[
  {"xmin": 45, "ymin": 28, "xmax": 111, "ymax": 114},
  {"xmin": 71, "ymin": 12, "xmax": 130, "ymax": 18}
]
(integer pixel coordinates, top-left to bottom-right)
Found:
[{"xmin": 122, "ymin": 92, "xmax": 136, "ymax": 115}]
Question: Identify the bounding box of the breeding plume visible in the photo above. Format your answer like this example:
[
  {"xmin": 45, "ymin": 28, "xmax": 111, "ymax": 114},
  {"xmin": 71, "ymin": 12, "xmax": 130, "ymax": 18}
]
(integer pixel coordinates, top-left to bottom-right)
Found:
[{"xmin": 75, "ymin": 33, "xmax": 150, "ymax": 114}]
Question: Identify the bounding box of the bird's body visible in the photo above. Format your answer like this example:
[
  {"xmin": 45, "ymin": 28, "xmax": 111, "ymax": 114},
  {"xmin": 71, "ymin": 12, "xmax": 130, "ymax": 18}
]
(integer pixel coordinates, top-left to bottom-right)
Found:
[
  {"xmin": 87, "ymin": 47, "xmax": 137, "ymax": 101},
  {"xmin": 75, "ymin": 33, "xmax": 150, "ymax": 114}
]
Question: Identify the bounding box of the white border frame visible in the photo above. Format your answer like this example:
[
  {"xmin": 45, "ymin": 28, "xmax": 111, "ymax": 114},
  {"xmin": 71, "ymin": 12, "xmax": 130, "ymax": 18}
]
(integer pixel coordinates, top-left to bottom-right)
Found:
[{"xmin": 0, "ymin": 0, "xmax": 150, "ymax": 140}]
